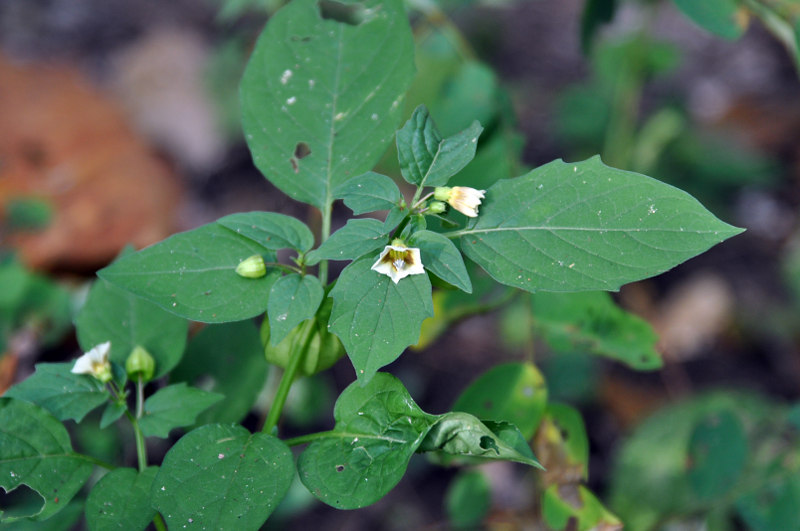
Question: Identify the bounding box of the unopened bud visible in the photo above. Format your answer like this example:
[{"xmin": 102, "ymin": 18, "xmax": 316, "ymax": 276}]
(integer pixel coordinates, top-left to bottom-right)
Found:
[
  {"xmin": 126, "ymin": 345, "xmax": 156, "ymax": 381},
  {"xmin": 428, "ymin": 201, "xmax": 447, "ymax": 214},
  {"xmin": 235, "ymin": 255, "xmax": 266, "ymax": 278}
]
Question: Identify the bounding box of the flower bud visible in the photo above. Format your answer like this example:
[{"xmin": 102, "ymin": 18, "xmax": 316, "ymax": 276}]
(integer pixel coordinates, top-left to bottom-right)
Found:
[
  {"xmin": 235, "ymin": 255, "xmax": 266, "ymax": 278},
  {"xmin": 434, "ymin": 186, "xmax": 485, "ymax": 217},
  {"xmin": 428, "ymin": 201, "xmax": 447, "ymax": 214},
  {"xmin": 125, "ymin": 345, "xmax": 156, "ymax": 381}
]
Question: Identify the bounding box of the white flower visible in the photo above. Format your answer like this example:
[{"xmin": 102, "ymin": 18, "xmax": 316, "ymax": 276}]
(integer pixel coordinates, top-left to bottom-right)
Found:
[
  {"xmin": 72, "ymin": 341, "xmax": 113, "ymax": 383},
  {"xmin": 371, "ymin": 241, "xmax": 425, "ymax": 284},
  {"xmin": 434, "ymin": 186, "xmax": 485, "ymax": 218}
]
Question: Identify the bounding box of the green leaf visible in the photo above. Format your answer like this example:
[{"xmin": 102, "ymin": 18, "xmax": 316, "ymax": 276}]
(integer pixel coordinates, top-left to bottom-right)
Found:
[
  {"xmin": 85, "ymin": 467, "xmax": 158, "ymax": 531},
  {"xmin": 453, "ymin": 362, "xmax": 548, "ymax": 440},
  {"xmin": 297, "ymin": 373, "xmax": 437, "ymax": 509},
  {"xmin": 672, "ymin": 0, "xmax": 745, "ymax": 40},
  {"xmin": 546, "ymin": 403, "xmax": 590, "ymax": 479},
  {"xmin": 171, "ymin": 321, "xmax": 268, "ymax": 425},
  {"xmin": 543, "ymin": 484, "xmax": 621, "ymax": 531},
  {"xmin": 419, "ymin": 411, "xmax": 543, "ymax": 468},
  {"xmin": 445, "ymin": 470, "xmax": 491, "ymax": 529},
  {"xmin": 410, "ymin": 230, "xmax": 472, "ymax": 293},
  {"xmin": 5, "ymin": 363, "xmax": 109, "ymax": 423},
  {"xmin": 138, "ymin": 383, "xmax": 224, "ymax": 439},
  {"xmin": 328, "ymin": 255, "xmax": 433, "ymax": 382},
  {"xmin": 267, "ymin": 274, "xmax": 324, "ymax": 345},
  {"xmin": 98, "ymin": 223, "xmax": 277, "ymax": 323},
  {"xmin": 75, "ymin": 277, "xmax": 188, "ymax": 379},
  {"xmin": 530, "ymin": 291, "xmax": 661, "ymax": 370},
  {"xmin": 100, "ymin": 401, "xmax": 127, "ymax": 429},
  {"xmin": 687, "ymin": 410, "xmax": 748, "ymax": 500},
  {"xmin": 334, "ymin": 171, "xmax": 403, "ymax": 215},
  {"xmin": 152, "ymin": 424, "xmax": 293, "ymax": 529},
  {"xmin": 305, "ymin": 218, "xmax": 388, "ymax": 265},
  {"xmin": 0, "ymin": 398, "xmax": 94, "ymax": 522},
  {"xmin": 240, "ymin": 0, "xmax": 415, "ymax": 208},
  {"xmin": 459, "ymin": 156, "xmax": 743, "ymax": 293},
  {"xmin": 396, "ymin": 105, "xmax": 483, "ymax": 188},
  {"xmin": 217, "ymin": 211, "xmax": 314, "ymax": 252}
]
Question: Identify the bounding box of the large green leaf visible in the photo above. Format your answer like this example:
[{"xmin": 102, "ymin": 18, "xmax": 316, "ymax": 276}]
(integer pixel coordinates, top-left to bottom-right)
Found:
[
  {"xmin": 75, "ymin": 277, "xmax": 188, "ymax": 379},
  {"xmin": 410, "ymin": 230, "xmax": 472, "ymax": 293},
  {"xmin": 458, "ymin": 157, "xmax": 743, "ymax": 293},
  {"xmin": 334, "ymin": 171, "xmax": 403, "ymax": 215},
  {"xmin": 98, "ymin": 223, "xmax": 276, "ymax": 323},
  {"xmin": 240, "ymin": 0, "xmax": 415, "ymax": 208},
  {"xmin": 267, "ymin": 274, "xmax": 324, "ymax": 345},
  {"xmin": 305, "ymin": 218, "xmax": 388, "ymax": 265},
  {"xmin": 396, "ymin": 105, "xmax": 483, "ymax": 188},
  {"xmin": 5, "ymin": 363, "xmax": 109, "ymax": 423},
  {"xmin": 171, "ymin": 321, "xmax": 268, "ymax": 425},
  {"xmin": 85, "ymin": 467, "xmax": 158, "ymax": 531},
  {"xmin": 328, "ymin": 255, "xmax": 433, "ymax": 382},
  {"xmin": 0, "ymin": 398, "xmax": 94, "ymax": 522},
  {"xmin": 138, "ymin": 383, "xmax": 224, "ymax": 439},
  {"xmin": 217, "ymin": 211, "xmax": 315, "ymax": 253},
  {"xmin": 297, "ymin": 373, "xmax": 437, "ymax": 509},
  {"xmin": 672, "ymin": 0, "xmax": 745, "ymax": 40},
  {"xmin": 452, "ymin": 362, "xmax": 548, "ymax": 440},
  {"xmin": 530, "ymin": 291, "xmax": 661, "ymax": 370},
  {"xmin": 152, "ymin": 424, "xmax": 293, "ymax": 530}
]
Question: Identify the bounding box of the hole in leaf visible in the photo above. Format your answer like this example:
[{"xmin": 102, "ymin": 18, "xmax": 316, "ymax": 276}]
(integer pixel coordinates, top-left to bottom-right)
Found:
[
  {"xmin": 294, "ymin": 142, "xmax": 311, "ymax": 159},
  {"xmin": 479, "ymin": 436, "xmax": 500, "ymax": 455},
  {"xmin": 335, "ymin": 464, "xmax": 345, "ymax": 472},
  {"xmin": 318, "ymin": 0, "xmax": 366, "ymax": 25},
  {"xmin": 0, "ymin": 484, "xmax": 45, "ymax": 519}
]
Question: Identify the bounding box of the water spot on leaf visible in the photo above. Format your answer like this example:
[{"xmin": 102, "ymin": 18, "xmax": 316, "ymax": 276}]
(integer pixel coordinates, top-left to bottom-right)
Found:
[
  {"xmin": 318, "ymin": 0, "xmax": 366, "ymax": 25},
  {"xmin": 280, "ymin": 69, "xmax": 292, "ymax": 85}
]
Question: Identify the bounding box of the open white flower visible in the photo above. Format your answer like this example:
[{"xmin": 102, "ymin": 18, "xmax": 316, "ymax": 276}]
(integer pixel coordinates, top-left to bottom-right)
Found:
[
  {"xmin": 72, "ymin": 341, "xmax": 113, "ymax": 383},
  {"xmin": 371, "ymin": 240, "xmax": 425, "ymax": 284},
  {"xmin": 434, "ymin": 186, "xmax": 485, "ymax": 218}
]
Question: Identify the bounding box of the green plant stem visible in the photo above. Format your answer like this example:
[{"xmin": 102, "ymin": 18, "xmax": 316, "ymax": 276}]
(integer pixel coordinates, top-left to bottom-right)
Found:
[
  {"xmin": 319, "ymin": 201, "xmax": 332, "ymax": 285},
  {"xmin": 128, "ymin": 376, "xmax": 147, "ymax": 473},
  {"xmin": 262, "ymin": 320, "xmax": 315, "ymax": 434},
  {"xmin": 79, "ymin": 454, "xmax": 117, "ymax": 470},
  {"xmin": 265, "ymin": 261, "xmax": 304, "ymax": 275},
  {"xmin": 283, "ymin": 430, "xmax": 337, "ymax": 447},
  {"xmin": 153, "ymin": 514, "xmax": 167, "ymax": 531}
]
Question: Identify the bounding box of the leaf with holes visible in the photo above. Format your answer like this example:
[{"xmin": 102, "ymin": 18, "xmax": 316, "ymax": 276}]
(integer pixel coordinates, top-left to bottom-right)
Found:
[
  {"xmin": 543, "ymin": 484, "xmax": 622, "ymax": 531},
  {"xmin": 138, "ymin": 384, "xmax": 224, "ymax": 439},
  {"xmin": 98, "ymin": 223, "xmax": 276, "ymax": 323},
  {"xmin": 531, "ymin": 291, "xmax": 661, "ymax": 370},
  {"xmin": 85, "ymin": 467, "xmax": 158, "ymax": 531},
  {"xmin": 0, "ymin": 398, "xmax": 94, "ymax": 522},
  {"xmin": 328, "ymin": 255, "xmax": 433, "ymax": 382},
  {"xmin": 4, "ymin": 363, "xmax": 110, "ymax": 423},
  {"xmin": 306, "ymin": 218, "xmax": 388, "ymax": 265},
  {"xmin": 396, "ymin": 105, "xmax": 483, "ymax": 188},
  {"xmin": 240, "ymin": 0, "xmax": 415, "ymax": 208},
  {"xmin": 458, "ymin": 156, "xmax": 743, "ymax": 293},
  {"xmin": 267, "ymin": 274, "xmax": 324, "ymax": 345},
  {"xmin": 334, "ymin": 172, "xmax": 403, "ymax": 214},
  {"xmin": 75, "ymin": 275, "xmax": 188, "ymax": 379},
  {"xmin": 410, "ymin": 230, "xmax": 472, "ymax": 293},
  {"xmin": 297, "ymin": 373, "xmax": 438, "ymax": 509},
  {"xmin": 217, "ymin": 211, "xmax": 315, "ymax": 253},
  {"xmin": 152, "ymin": 424, "xmax": 293, "ymax": 529}
]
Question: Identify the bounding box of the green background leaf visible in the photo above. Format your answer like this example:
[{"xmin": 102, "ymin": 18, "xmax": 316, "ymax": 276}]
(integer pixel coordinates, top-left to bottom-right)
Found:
[
  {"xmin": 171, "ymin": 321, "xmax": 268, "ymax": 425},
  {"xmin": 328, "ymin": 255, "xmax": 433, "ymax": 381},
  {"xmin": 267, "ymin": 274, "xmax": 324, "ymax": 345},
  {"xmin": 0, "ymin": 398, "xmax": 94, "ymax": 522},
  {"xmin": 98, "ymin": 223, "xmax": 276, "ymax": 323},
  {"xmin": 217, "ymin": 211, "xmax": 314, "ymax": 252},
  {"xmin": 459, "ymin": 156, "xmax": 743, "ymax": 293},
  {"xmin": 335, "ymin": 171, "xmax": 403, "ymax": 215},
  {"xmin": 445, "ymin": 470, "xmax": 491, "ymax": 529},
  {"xmin": 5, "ymin": 363, "xmax": 109, "ymax": 423},
  {"xmin": 152, "ymin": 424, "xmax": 293, "ymax": 530},
  {"xmin": 138, "ymin": 383, "xmax": 224, "ymax": 439},
  {"xmin": 85, "ymin": 467, "xmax": 158, "ymax": 531},
  {"xmin": 297, "ymin": 373, "xmax": 437, "ymax": 509},
  {"xmin": 672, "ymin": 0, "xmax": 745, "ymax": 40},
  {"xmin": 75, "ymin": 277, "xmax": 188, "ymax": 379},
  {"xmin": 305, "ymin": 218, "xmax": 388, "ymax": 265},
  {"xmin": 687, "ymin": 410, "xmax": 748, "ymax": 500},
  {"xmin": 240, "ymin": 0, "xmax": 415, "ymax": 208}
]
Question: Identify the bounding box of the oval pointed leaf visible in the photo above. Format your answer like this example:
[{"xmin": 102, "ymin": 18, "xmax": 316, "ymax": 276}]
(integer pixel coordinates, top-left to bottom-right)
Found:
[
  {"xmin": 411, "ymin": 230, "xmax": 472, "ymax": 293},
  {"xmin": 152, "ymin": 424, "xmax": 293, "ymax": 530},
  {"xmin": 0, "ymin": 398, "xmax": 94, "ymax": 522},
  {"xmin": 5, "ymin": 363, "xmax": 109, "ymax": 423},
  {"xmin": 297, "ymin": 373, "xmax": 437, "ymax": 509},
  {"xmin": 240, "ymin": 0, "xmax": 415, "ymax": 208},
  {"xmin": 76, "ymin": 277, "xmax": 188, "ymax": 379},
  {"xmin": 267, "ymin": 274, "xmax": 324, "ymax": 345},
  {"xmin": 334, "ymin": 172, "xmax": 403, "ymax": 215},
  {"xmin": 217, "ymin": 211, "xmax": 314, "ymax": 252},
  {"xmin": 306, "ymin": 218, "xmax": 388, "ymax": 265},
  {"xmin": 458, "ymin": 156, "xmax": 744, "ymax": 293},
  {"xmin": 85, "ymin": 467, "xmax": 158, "ymax": 531},
  {"xmin": 98, "ymin": 223, "xmax": 277, "ymax": 323},
  {"xmin": 328, "ymin": 255, "xmax": 433, "ymax": 382},
  {"xmin": 138, "ymin": 383, "xmax": 224, "ymax": 439}
]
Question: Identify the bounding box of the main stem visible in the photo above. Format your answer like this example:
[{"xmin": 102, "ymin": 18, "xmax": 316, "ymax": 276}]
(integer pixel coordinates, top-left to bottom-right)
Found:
[
  {"xmin": 262, "ymin": 320, "xmax": 315, "ymax": 434},
  {"xmin": 130, "ymin": 377, "xmax": 147, "ymax": 473},
  {"xmin": 319, "ymin": 200, "xmax": 333, "ymax": 285}
]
